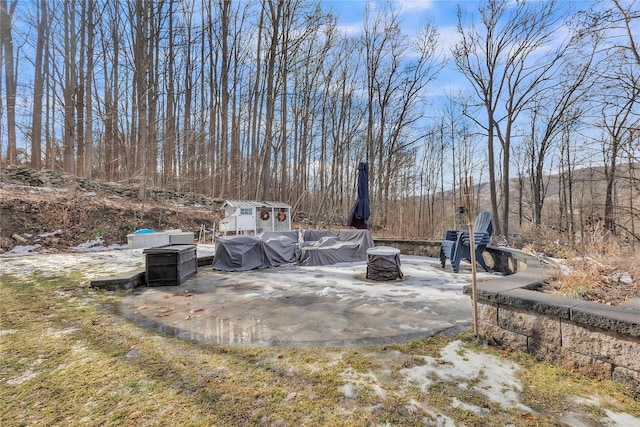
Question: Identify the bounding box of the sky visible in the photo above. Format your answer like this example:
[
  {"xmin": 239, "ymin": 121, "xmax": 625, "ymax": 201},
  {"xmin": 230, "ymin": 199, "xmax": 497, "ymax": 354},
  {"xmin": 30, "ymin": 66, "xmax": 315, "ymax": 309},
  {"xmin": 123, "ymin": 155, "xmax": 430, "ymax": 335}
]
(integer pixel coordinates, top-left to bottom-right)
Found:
[
  {"xmin": 322, "ymin": 0, "xmax": 594, "ymax": 98},
  {"xmin": 324, "ymin": 0, "xmax": 460, "ymax": 28},
  {"xmin": 324, "ymin": 0, "xmax": 464, "ymax": 94}
]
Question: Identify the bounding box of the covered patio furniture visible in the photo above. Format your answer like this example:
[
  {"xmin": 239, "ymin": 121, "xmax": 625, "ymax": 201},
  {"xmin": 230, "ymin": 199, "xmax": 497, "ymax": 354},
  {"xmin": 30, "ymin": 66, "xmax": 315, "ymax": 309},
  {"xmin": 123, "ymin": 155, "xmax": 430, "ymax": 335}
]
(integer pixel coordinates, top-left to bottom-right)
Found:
[
  {"xmin": 213, "ymin": 231, "xmax": 302, "ymax": 272},
  {"xmin": 261, "ymin": 231, "xmax": 301, "ymax": 267},
  {"xmin": 300, "ymin": 229, "xmax": 374, "ymax": 266},
  {"xmin": 301, "ymin": 229, "xmax": 337, "ymax": 245},
  {"xmin": 366, "ymin": 246, "xmax": 403, "ymax": 281},
  {"xmin": 212, "ymin": 235, "xmax": 267, "ymax": 271}
]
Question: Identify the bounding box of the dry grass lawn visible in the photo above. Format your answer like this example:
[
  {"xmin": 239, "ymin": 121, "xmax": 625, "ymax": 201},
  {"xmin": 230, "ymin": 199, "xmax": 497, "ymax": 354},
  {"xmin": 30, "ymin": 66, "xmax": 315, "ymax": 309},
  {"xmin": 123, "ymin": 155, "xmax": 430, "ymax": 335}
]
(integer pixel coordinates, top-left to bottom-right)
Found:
[{"xmin": 1, "ymin": 267, "xmax": 639, "ymax": 426}]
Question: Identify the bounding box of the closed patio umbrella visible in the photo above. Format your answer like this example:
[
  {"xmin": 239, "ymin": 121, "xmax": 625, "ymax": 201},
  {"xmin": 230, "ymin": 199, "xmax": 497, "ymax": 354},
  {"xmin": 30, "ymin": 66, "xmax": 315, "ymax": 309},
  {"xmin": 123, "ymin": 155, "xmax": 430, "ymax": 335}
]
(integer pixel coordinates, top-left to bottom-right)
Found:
[{"xmin": 348, "ymin": 162, "xmax": 370, "ymax": 229}]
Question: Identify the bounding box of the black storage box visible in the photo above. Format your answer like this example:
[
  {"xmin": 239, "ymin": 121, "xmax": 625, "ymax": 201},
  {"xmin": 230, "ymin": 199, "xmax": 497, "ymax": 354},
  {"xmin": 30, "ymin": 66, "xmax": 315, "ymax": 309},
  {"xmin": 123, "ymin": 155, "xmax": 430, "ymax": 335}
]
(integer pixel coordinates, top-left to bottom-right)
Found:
[{"xmin": 143, "ymin": 244, "xmax": 197, "ymax": 286}]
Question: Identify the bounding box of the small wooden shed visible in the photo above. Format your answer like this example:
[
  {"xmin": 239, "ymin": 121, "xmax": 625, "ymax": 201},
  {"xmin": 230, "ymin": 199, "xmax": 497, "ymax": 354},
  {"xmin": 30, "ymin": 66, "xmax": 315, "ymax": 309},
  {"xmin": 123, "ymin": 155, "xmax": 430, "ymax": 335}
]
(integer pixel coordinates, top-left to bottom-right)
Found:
[{"xmin": 218, "ymin": 200, "xmax": 291, "ymax": 235}]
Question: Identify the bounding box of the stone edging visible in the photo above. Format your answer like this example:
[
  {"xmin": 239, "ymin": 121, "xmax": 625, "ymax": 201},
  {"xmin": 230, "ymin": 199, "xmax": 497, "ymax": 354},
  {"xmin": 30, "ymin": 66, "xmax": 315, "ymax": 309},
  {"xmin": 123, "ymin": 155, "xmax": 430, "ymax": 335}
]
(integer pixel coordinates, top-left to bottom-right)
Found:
[
  {"xmin": 90, "ymin": 255, "xmax": 213, "ymax": 291},
  {"xmin": 466, "ymin": 247, "xmax": 640, "ymax": 391}
]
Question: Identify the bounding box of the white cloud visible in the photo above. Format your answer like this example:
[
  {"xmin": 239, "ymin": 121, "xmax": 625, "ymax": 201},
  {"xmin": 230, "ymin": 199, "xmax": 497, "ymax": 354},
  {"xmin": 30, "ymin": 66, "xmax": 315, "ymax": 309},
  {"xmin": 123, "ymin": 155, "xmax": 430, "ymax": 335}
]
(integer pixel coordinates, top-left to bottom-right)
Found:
[
  {"xmin": 438, "ymin": 23, "xmax": 462, "ymax": 56},
  {"xmin": 336, "ymin": 21, "xmax": 364, "ymax": 36},
  {"xmin": 398, "ymin": 0, "xmax": 435, "ymax": 14}
]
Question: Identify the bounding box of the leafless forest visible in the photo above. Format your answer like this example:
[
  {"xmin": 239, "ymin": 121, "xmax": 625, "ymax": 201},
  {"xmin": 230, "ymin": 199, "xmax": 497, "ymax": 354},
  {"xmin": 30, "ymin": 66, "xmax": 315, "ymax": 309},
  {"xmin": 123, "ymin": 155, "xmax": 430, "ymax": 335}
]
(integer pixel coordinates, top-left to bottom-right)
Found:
[{"xmin": 0, "ymin": 0, "xmax": 638, "ymax": 247}]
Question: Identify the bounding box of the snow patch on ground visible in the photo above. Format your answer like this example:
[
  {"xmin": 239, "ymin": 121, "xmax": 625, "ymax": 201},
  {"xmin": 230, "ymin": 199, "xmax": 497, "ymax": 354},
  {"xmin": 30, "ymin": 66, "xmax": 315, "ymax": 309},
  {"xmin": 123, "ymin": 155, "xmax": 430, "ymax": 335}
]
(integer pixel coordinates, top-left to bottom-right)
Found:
[
  {"xmin": 401, "ymin": 340, "xmax": 531, "ymax": 412},
  {"xmin": 72, "ymin": 237, "xmax": 127, "ymax": 252},
  {"xmin": 603, "ymin": 409, "xmax": 640, "ymax": 426},
  {"xmin": 40, "ymin": 229, "xmax": 63, "ymax": 238},
  {"xmin": 6, "ymin": 369, "xmax": 39, "ymax": 386},
  {"xmin": 5, "ymin": 358, "xmax": 45, "ymax": 386},
  {"xmin": 1, "ymin": 237, "xmax": 128, "ymax": 258},
  {"xmin": 3, "ymin": 245, "xmax": 47, "ymax": 257},
  {"xmin": 0, "ymin": 244, "xmax": 216, "ymax": 279},
  {"xmin": 340, "ymin": 368, "xmax": 387, "ymax": 400},
  {"xmin": 320, "ymin": 287, "xmax": 338, "ymax": 296}
]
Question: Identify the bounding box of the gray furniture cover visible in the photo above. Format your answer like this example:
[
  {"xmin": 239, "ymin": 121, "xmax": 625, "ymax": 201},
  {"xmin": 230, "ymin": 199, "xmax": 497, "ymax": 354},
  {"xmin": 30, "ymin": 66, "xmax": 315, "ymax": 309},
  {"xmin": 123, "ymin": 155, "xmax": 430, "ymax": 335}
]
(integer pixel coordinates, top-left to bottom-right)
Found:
[
  {"xmin": 212, "ymin": 235, "xmax": 267, "ymax": 271},
  {"xmin": 301, "ymin": 229, "xmax": 337, "ymax": 244},
  {"xmin": 213, "ymin": 229, "xmax": 374, "ymax": 271},
  {"xmin": 366, "ymin": 246, "xmax": 403, "ymax": 281},
  {"xmin": 299, "ymin": 229, "xmax": 374, "ymax": 266},
  {"xmin": 213, "ymin": 231, "xmax": 301, "ymax": 271},
  {"xmin": 261, "ymin": 231, "xmax": 301, "ymax": 267}
]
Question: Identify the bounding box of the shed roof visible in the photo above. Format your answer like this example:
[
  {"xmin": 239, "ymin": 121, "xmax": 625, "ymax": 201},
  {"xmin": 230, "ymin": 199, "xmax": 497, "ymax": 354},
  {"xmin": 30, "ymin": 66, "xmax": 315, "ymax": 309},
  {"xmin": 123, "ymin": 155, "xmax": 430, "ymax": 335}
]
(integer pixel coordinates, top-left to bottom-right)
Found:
[{"xmin": 222, "ymin": 200, "xmax": 291, "ymax": 209}]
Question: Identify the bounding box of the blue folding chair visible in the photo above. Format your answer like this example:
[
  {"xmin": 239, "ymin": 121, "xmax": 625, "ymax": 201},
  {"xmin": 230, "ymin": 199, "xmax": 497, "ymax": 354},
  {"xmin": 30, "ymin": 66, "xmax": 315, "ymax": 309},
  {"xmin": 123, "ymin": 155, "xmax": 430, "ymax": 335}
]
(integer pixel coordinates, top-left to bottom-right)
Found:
[{"xmin": 439, "ymin": 210, "xmax": 493, "ymax": 273}]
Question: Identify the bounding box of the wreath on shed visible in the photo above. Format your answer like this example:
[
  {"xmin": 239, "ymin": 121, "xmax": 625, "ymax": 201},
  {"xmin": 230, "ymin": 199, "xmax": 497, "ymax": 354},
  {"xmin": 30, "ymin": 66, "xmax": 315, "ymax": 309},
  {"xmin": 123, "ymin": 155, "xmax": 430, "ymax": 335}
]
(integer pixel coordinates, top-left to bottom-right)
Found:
[
  {"xmin": 260, "ymin": 210, "xmax": 270, "ymax": 221},
  {"xmin": 278, "ymin": 211, "xmax": 286, "ymax": 222}
]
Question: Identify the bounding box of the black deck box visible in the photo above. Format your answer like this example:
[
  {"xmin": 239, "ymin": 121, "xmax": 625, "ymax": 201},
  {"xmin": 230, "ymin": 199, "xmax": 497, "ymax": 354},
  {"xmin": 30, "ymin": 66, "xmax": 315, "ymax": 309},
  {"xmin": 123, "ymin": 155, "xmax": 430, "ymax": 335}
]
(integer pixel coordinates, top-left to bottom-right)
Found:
[{"xmin": 143, "ymin": 244, "xmax": 197, "ymax": 286}]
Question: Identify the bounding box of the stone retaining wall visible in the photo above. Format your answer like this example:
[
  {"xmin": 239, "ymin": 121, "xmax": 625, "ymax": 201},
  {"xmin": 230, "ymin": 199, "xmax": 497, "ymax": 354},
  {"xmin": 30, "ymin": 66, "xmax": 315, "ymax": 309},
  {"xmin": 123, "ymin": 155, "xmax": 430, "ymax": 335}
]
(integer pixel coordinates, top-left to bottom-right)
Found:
[
  {"xmin": 373, "ymin": 238, "xmax": 442, "ymax": 257},
  {"xmin": 467, "ymin": 248, "xmax": 639, "ymax": 391},
  {"xmin": 376, "ymin": 239, "xmax": 640, "ymax": 390}
]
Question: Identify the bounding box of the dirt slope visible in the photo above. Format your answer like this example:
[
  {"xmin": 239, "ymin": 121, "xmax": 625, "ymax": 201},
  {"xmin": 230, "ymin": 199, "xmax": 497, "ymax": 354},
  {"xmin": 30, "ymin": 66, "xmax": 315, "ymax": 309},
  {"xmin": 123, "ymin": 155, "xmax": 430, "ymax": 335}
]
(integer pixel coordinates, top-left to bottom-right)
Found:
[{"xmin": 1, "ymin": 177, "xmax": 220, "ymax": 254}]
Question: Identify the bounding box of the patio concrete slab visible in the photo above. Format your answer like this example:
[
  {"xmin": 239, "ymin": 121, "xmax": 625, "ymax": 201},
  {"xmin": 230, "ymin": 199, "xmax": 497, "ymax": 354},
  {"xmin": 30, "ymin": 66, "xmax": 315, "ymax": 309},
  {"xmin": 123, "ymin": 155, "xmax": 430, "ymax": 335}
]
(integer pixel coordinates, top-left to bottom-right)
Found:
[{"xmin": 121, "ymin": 256, "xmax": 496, "ymax": 346}]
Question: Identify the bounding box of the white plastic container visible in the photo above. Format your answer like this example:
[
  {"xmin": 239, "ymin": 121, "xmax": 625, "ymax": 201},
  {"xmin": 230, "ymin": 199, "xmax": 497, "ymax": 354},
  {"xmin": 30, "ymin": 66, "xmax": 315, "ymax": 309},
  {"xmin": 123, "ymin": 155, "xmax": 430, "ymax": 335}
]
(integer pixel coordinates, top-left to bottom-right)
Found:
[
  {"xmin": 127, "ymin": 233, "xmax": 171, "ymax": 249},
  {"xmin": 169, "ymin": 232, "xmax": 195, "ymax": 245}
]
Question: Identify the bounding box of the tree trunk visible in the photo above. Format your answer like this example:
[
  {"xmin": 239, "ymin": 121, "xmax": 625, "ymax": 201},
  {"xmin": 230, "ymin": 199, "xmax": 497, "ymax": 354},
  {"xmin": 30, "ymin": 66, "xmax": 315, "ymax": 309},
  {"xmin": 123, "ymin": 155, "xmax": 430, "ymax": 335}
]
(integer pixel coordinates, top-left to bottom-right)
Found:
[
  {"xmin": 0, "ymin": 0, "xmax": 17, "ymax": 164},
  {"xmin": 147, "ymin": 2, "xmax": 159, "ymax": 188},
  {"xmin": 84, "ymin": 0, "xmax": 94, "ymax": 178},
  {"xmin": 260, "ymin": 0, "xmax": 283, "ymax": 201},
  {"xmin": 75, "ymin": 0, "xmax": 87, "ymax": 176},
  {"xmin": 603, "ymin": 138, "xmax": 619, "ymax": 233},
  {"xmin": 31, "ymin": 0, "xmax": 47, "ymax": 170},
  {"xmin": 221, "ymin": 0, "xmax": 231, "ymax": 196},
  {"xmin": 486, "ymin": 115, "xmax": 501, "ymax": 236},
  {"xmin": 63, "ymin": 0, "xmax": 76, "ymax": 174},
  {"xmin": 134, "ymin": 0, "xmax": 148, "ymax": 200},
  {"xmin": 164, "ymin": 2, "xmax": 175, "ymax": 188}
]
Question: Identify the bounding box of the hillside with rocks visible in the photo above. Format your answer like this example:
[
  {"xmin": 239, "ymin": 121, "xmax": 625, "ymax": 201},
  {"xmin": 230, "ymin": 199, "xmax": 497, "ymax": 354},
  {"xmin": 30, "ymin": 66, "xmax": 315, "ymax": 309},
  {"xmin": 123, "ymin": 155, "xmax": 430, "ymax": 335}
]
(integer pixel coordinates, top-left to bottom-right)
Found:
[{"xmin": 1, "ymin": 166, "xmax": 220, "ymax": 254}]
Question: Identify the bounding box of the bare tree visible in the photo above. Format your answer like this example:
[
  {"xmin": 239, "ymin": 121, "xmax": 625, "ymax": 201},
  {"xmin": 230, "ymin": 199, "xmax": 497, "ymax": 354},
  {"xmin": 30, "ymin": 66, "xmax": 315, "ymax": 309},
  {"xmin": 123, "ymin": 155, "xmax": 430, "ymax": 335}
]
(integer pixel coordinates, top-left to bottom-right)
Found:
[
  {"xmin": 83, "ymin": 0, "xmax": 95, "ymax": 178},
  {"xmin": 146, "ymin": 0, "xmax": 163, "ymax": 188},
  {"xmin": 30, "ymin": 0, "xmax": 48, "ymax": 170},
  {"xmin": 525, "ymin": 25, "xmax": 599, "ymax": 227},
  {"xmin": 62, "ymin": 0, "xmax": 76, "ymax": 173},
  {"xmin": 612, "ymin": 0, "xmax": 640, "ymax": 66},
  {"xmin": 101, "ymin": 1, "xmax": 121, "ymax": 182},
  {"xmin": 362, "ymin": 3, "xmax": 444, "ymax": 227},
  {"xmin": 583, "ymin": 0, "xmax": 640, "ymax": 234},
  {"xmin": 420, "ymin": 127, "xmax": 446, "ymax": 236},
  {"xmin": 220, "ymin": 0, "xmax": 232, "ymax": 195},
  {"xmin": 1, "ymin": 0, "xmax": 18, "ymax": 164},
  {"xmin": 558, "ymin": 123, "xmax": 578, "ymax": 245},
  {"xmin": 259, "ymin": 0, "xmax": 283, "ymax": 201},
  {"xmin": 163, "ymin": 0, "xmax": 176, "ymax": 189},
  {"xmin": 599, "ymin": 74, "xmax": 638, "ymax": 234},
  {"xmin": 75, "ymin": 0, "xmax": 94, "ymax": 177},
  {"xmin": 132, "ymin": 0, "xmax": 149, "ymax": 199},
  {"xmin": 378, "ymin": 21, "xmax": 444, "ymax": 226},
  {"xmin": 453, "ymin": 0, "xmax": 568, "ymax": 239},
  {"xmin": 75, "ymin": 0, "xmax": 86, "ymax": 176},
  {"xmin": 603, "ymin": 0, "xmax": 639, "ymax": 235},
  {"xmin": 362, "ymin": 2, "xmax": 398, "ymax": 174}
]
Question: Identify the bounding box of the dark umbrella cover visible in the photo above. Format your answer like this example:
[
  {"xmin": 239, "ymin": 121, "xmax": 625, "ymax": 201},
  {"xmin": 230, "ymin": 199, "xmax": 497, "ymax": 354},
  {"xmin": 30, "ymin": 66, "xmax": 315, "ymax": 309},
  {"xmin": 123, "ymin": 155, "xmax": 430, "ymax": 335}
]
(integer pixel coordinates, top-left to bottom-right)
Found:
[{"xmin": 348, "ymin": 162, "xmax": 370, "ymax": 229}]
